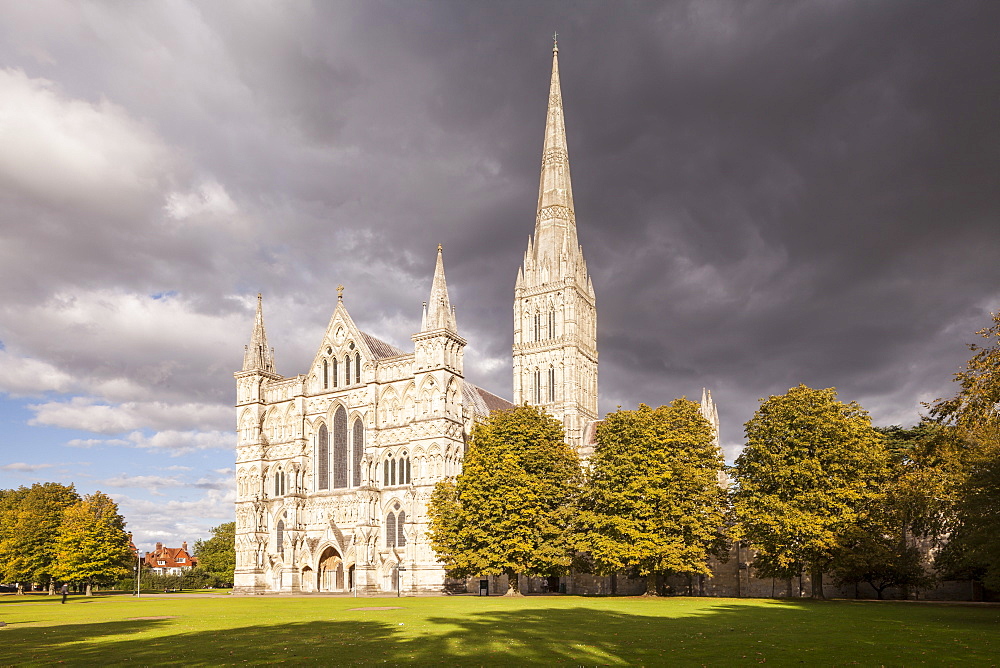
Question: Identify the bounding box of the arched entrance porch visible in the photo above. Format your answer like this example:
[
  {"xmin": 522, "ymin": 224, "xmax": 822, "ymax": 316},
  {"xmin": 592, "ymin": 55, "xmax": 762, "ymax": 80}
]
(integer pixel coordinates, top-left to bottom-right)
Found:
[{"xmin": 317, "ymin": 546, "xmax": 346, "ymax": 592}]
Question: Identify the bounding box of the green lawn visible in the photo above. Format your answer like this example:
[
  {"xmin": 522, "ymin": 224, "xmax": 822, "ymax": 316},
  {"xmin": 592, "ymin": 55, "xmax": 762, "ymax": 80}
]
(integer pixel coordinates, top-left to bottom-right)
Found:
[{"xmin": 0, "ymin": 593, "xmax": 996, "ymax": 666}]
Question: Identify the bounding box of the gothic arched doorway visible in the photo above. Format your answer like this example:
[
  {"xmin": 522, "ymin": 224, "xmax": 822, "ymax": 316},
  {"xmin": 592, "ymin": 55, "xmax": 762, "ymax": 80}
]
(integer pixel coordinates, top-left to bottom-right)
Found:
[{"xmin": 318, "ymin": 547, "xmax": 345, "ymax": 592}]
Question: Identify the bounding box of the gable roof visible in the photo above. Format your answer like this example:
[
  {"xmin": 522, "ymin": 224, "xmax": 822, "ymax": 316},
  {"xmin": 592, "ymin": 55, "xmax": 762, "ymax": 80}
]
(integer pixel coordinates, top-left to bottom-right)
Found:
[
  {"xmin": 463, "ymin": 381, "xmax": 514, "ymax": 417},
  {"xmin": 361, "ymin": 331, "xmax": 407, "ymax": 360}
]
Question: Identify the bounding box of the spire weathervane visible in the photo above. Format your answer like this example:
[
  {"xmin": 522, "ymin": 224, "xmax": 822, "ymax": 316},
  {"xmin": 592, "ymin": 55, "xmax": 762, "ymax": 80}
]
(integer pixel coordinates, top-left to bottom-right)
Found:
[
  {"xmin": 337, "ymin": 284, "xmax": 344, "ymax": 300},
  {"xmin": 553, "ymin": 31, "xmax": 559, "ymax": 51}
]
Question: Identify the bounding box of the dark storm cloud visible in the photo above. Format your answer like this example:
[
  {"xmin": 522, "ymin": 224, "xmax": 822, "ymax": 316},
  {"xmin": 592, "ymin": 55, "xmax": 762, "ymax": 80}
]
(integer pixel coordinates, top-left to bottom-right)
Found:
[{"xmin": 0, "ymin": 0, "xmax": 997, "ymax": 463}]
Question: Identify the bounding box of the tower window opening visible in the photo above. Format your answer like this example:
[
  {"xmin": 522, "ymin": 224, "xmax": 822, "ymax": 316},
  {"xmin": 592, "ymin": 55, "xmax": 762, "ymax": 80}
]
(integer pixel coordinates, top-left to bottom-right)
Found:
[
  {"xmin": 548, "ymin": 309, "xmax": 556, "ymax": 339},
  {"xmin": 534, "ymin": 312, "xmax": 541, "ymax": 342},
  {"xmin": 534, "ymin": 369, "xmax": 541, "ymax": 404},
  {"xmin": 548, "ymin": 367, "xmax": 555, "ymax": 402}
]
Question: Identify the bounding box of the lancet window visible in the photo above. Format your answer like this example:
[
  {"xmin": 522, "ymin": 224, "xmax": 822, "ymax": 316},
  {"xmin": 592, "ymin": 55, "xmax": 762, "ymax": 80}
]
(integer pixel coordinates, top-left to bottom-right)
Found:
[
  {"xmin": 276, "ymin": 519, "xmax": 284, "ymax": 556},
  {"xmin": 352, "ymin": 419, "xmax": 364, "ymax": 487},
  {"xmin": 333, "ymin": 406, "xmax": 348, "ymax": 489},
  {"xmin": 548, "ymin": 367, "xmax": 555, "ymax": 402},
  {"xmin": 332, "ymin": 358, "xmax": 338, "ymax": 388},
  {"xmin": 355, "ymin": 352, "xmax": 362, "ymax": 383},
  {"xmin": 317, "ymin": 424, "xmax": 329, "ymax": 490},
  {"xmin": 344, "ymin": 355, "xmax": 351, "ymax": 386}
]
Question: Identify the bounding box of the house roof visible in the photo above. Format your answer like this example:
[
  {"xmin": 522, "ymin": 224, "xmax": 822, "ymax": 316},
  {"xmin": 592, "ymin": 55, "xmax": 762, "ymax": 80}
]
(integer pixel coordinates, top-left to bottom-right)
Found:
[{"xmin": 144, "ymin": 544, "xmax": 197, "ymax": 569}]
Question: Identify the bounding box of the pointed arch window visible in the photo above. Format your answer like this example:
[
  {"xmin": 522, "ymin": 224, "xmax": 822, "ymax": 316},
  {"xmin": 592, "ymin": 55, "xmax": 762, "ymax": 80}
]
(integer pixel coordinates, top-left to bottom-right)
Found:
[
  {"xmin": 390, "ymin": 457, "xmax": 397, "ymax": 486},
  {"xmin": 332, "ymin": 358, "xmax": 339, "ymax": 388},
  {"xmin": 323, "ymin": 359, "xmax": 329, "ymax": 389},
  {"xmin": 317, "ymin": 424, "xmax": 329, "ymax": 490},
  {"xmin": 333, "ymin": 406, "xmax": 348, "ymax": 489},
  {"xmin": 534, "ymin": 369, "xmax": 542, "ymax": 404},
  {"xmin": 352, "ymin": 419, "xmax": 364, "ymax": 487},
  {"xmin": 548, "ymin": 367, "xmax": 556, "ymax": 403},
  {"xmin": 385, "ymin": 512, "xmax": 396, "ymax": 547},
  {"xmin": 355, "ymin": 353, "xmax": 362, "ymax": 384},
  {"xmin": 534, "ymin": 311, "xmax": 541, "ymax": 342},
  {"xmin": 276, "ymin": 519, "xmax": 284, "ymax": 556},
  {"xmin": 344, "ymin": 355, "xmax": 352, "ymax": 386},
  {"xmin": 274, "ymin": 467, "xmax": 286, "ymax": 497},
  {"xmin": 397, "ymin": 510, "xmax": 406, "ymax": 547},
  {"xmin": 384, "ymin": 459, "xmax": 391, "ymax": 487},
  {"xmin": 548, "ymin": 308, "xmax": 556, "ymax": 339}
]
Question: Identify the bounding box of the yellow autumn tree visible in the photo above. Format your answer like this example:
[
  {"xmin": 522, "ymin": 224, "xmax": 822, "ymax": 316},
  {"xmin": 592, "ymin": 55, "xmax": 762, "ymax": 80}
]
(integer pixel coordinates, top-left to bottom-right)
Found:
[{"xmin": 52, "ymin": 491, "xmax": 133, "ymax": 595}]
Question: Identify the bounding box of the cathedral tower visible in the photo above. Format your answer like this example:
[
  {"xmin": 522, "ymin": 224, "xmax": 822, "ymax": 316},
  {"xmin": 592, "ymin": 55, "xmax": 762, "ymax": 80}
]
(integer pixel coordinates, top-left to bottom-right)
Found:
[{"xmin": 513, "ymin": 40, "xmax": 598, "ymax": 452}]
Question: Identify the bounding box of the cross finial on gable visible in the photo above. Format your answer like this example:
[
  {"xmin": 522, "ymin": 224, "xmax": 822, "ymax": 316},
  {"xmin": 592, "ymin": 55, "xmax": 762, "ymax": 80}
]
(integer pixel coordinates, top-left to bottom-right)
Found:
[{"xmin": 337, "ymin": 285, "xmax": 344, "ymax": 300}]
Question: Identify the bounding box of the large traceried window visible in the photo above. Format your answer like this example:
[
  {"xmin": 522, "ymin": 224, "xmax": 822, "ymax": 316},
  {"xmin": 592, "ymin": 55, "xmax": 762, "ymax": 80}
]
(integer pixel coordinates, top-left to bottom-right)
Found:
[
  {"xmin": 352, "ymin": 419, "xmax": 364, "ymax": 487},
  {"xmin": 317, "ymin": 424, "xmax": 329, "ymax": 490},
  {"xmin": 333, "ymin": 406, "xmax": 348, "ymax": 489}
]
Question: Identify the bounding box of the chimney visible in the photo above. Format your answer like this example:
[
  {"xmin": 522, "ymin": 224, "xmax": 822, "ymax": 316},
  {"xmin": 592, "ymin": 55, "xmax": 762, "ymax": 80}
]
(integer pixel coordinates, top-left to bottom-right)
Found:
[
  {"xmin": 155, "ymin": 542, "xmax": 162, "ymax": 552},
  {"xmin": 182, "ymin": 542, "xmax": 188, "ymax": 553}
]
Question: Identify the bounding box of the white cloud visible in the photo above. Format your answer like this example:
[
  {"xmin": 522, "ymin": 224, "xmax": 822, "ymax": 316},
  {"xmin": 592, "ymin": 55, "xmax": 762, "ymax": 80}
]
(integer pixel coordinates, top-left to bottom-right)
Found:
[
  {"xmin": 0, "ymin": 67, "xmax": 171, "ymax": 214},
  {"xmin": 165, "ymin": 180, "xmax": 237, "ymax": 220},
  {"xmin": 0, "ymin": 462, "xmax": 53, "ymax": 472},
  {"xmin": 29, "ymin": 397, "xmax": 231, "ymax": 434},
  {"xmin": 0, "ymin": 349, "xmax": 76, "ymax": 397},
  {"xmin": 125, "ymin": 430, "xmax": 236, "ymax": 456}
]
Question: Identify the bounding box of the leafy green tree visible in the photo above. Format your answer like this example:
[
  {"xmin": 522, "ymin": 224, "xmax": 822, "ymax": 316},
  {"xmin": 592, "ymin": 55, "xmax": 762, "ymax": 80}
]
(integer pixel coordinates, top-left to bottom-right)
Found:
[
  {"xmin": 193, "ymin": 521, "xmax": 236, "ymax": 586},
  {"xmin": 428, "ymin": 404, "xmax": 581, "ymax": 595},
  {"xmin": 0, "ymin": 483, "xmax": 80, "ymax": 593},
  {"xmin": 578, "ymin": 400, "xmax": 728, "ymax": 595},
  {"xmin": 733, "ymin": 385, "xmax": 891, "ymax": 598},
  {"xmin": 52, "ymin": 491, "xmax": 133, "ymax": 595},
  {"xmin": 927, "ymin": 312, "xmax": 1000, "ymax": 588}
]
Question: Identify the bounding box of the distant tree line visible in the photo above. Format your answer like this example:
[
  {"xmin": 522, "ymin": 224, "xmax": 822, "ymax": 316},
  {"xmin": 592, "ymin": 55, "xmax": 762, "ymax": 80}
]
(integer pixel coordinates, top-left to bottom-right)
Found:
[{"xmin": 428, "ymin": 313, "xmax": 1000, "ymax": 598}]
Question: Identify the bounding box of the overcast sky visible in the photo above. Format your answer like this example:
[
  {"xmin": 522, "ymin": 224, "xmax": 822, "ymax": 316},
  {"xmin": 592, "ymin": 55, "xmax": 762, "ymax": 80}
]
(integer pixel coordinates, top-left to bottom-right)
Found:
[{"xmin": 1, "ymin": 1, "xmax": 997, "ymax": 551}]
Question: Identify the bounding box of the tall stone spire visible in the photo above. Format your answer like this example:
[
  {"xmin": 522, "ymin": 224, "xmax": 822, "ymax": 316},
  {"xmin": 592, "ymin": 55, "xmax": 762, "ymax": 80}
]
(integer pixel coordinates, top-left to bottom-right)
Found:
[
  {"xmin": 533, "ymin": 39, "xmax": 580, "ymax": 266},
  {"xmin": 700, "ymin": 388, "xmax": 721, "ymax": 448},
  {"xmin": 242, "ymin": 293, "xmax": 275, "ymax": 373},
  {"xmin": 423, "ymin": 244, "xmax": 457, "ymax": 333},
  {"xmin": 514, "ymin": 41, "xmax": 598, "ymax": 455}
]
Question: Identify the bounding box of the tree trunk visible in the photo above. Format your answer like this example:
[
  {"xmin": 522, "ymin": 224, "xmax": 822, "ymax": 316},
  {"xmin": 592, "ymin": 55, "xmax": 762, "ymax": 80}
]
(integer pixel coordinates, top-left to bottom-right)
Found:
[
  {"xmin": 503, "ymin": 570, "xmax": 523, "ymax": 597},
  {"xmin": 643, "ymin": 573, "xmax": 659, "ymax": 596},
  {"xmin": 810, "ymin": 567, "xmax": 825, "ymax": 599},
  {"xmin": 85, "ymin": 582, "xmax": 93, "ymax": 596}
]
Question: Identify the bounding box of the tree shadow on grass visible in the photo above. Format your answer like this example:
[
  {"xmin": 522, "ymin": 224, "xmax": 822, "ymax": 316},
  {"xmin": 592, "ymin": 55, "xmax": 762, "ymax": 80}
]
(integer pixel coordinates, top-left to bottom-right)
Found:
[{"xmin": 2, "ymin": 599, "xmax": 998, "ymax": 666}]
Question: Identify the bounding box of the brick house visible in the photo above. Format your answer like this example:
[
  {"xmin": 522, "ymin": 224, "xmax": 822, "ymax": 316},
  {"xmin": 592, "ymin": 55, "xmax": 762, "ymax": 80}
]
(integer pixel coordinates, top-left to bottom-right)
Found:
[{"xmin": 145, "ymin": 542, "xmax": 197, "ymax": 575}]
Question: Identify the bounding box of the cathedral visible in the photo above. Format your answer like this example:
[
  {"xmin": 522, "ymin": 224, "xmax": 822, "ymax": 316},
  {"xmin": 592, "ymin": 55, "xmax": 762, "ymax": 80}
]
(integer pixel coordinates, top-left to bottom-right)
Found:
[{"xmin": 233, "ymin": 42, "xmax": 718, "ymax": 595}]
